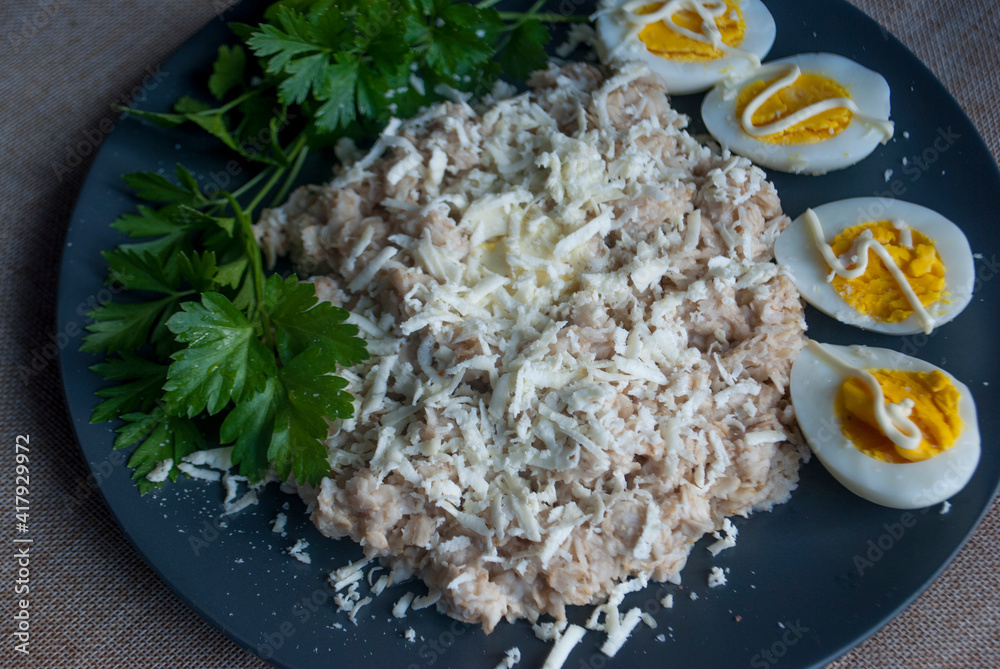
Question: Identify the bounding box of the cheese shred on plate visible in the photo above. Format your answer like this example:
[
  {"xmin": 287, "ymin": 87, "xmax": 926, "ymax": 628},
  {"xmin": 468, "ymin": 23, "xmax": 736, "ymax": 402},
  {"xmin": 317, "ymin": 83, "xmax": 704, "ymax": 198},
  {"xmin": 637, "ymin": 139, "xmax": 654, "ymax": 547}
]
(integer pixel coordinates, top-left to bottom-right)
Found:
[{"xmin": 255, "ymin": 62, "xmax": 807, "ymax": 634}]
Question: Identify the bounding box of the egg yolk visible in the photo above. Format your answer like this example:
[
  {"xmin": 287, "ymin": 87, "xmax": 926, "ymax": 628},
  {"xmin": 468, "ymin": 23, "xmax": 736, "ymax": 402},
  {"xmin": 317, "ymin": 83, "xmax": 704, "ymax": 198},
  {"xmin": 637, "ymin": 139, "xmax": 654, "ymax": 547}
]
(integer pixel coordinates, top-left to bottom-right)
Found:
[
  {"xmin": 636, "ymin": 1, "xmax": 745, "ymax": 62},
  {"xmin": 829, "ymin": 221, "xmax": 946, "ymax": 322},
  {"xmin": 735, "ymin": 73, "xmax": 853, "ymax": 144},
  {"xmin": 836, "ymin": 369, "xmax": 962, "ymax": 463}
]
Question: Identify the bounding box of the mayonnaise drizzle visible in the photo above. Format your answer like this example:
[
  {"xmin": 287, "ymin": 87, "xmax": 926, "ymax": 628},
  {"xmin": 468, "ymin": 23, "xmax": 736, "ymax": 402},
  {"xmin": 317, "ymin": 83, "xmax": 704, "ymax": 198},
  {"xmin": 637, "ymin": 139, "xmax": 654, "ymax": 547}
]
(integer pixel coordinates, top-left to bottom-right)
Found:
[
  {"xmin": 807, "ymin": 340, "xmax": 922, "ymax": 451},
  {"xmin": 893, "ymin": 219, "xmax": 913, "ymax": 249},
  {"xmin": 804, "ymin": 208, "xmax": 935, "ymax": 334},
  {"xmin": 619, "ymin": 0, "xmax": 761, "ymax": 67},
  {"xmin": 738, "ymin": 62, "xmax": 894, "ymax": 142}
]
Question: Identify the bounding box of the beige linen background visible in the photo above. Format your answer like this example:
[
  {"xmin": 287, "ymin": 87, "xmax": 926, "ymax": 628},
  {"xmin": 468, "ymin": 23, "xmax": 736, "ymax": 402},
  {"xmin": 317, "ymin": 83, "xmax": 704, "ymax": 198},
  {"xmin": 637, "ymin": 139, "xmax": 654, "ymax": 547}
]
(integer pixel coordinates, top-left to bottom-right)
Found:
[{"xmin": 1, "ymin": 1, "xmax": 997, "ymax": 667}]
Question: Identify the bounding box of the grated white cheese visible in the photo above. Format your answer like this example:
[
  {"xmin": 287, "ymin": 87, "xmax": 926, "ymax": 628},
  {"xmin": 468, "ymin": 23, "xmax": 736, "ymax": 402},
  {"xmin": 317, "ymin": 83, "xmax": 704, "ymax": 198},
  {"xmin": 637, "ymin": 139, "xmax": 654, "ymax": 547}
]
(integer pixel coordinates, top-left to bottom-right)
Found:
[
  {"xmin": 371, "ymin": 574, "xmax": 390, "ymax": 597},
  {"xmin": 708, "ymin": 566, "xmax": 727, "ymax": 588},
  {"xmin": 541, "ymin": 625, "xmax": 586, "ymax": 669},
  {"xmin": 493, "ymin": 646, "xmax": 522, "ymax": 669},
  {"xmin": 258, "ymin": 61, "xmax": 808, "ymax": 659},
  {"xmin": 744, "ymin": 430, "xmax": 786, "ymax": 446},
  {"xmin": 348, "ymin": 246, "xmax": 398, "ymax": 292},
  {"xmin": 447, "ymin": 571, "xmax": 475, "ymax": 591},
  {"xmin": 332, "ymin": 568, "xmax": 365, "ymax": 593},
  {"xmin": 271, "ymin": 512, "xmax": 288, "ymax": 535},
  {"xmin": 222, "ymin": 473, "xmax": 240, "ymax": 505},
  {"xmin": 411, "ymin": 589, "xmax": 442, "ymax": 611},
  {"xmin": 348, "ymin": 596, "xmax": 372, "ymax": 625},
  {"xmin": 601, "ymin": 607, "xmax": 643, "ymax": 657},
  {"xmin": 393, "ymin": 592, "xmax": 416, "ymax": 618},
  {"xmin": 221, "ymin": 489, "xmax": 258, "ymax": 516},
  {"xmin": 287, "ymin": 539, "xmax": 311, "ymax": 564},
  {"xmin": 330, "ymin": 559, "xmax": 370, "ymax": 588},
  {"xmin": 145, "ymin": 459, "xmax": 173, "ymax": 483},
  {"xmin": 707, "ymin": 517, "xmax": 739, "ymax": 557},
  {"xmin": 532, "ymin": 620, "xmax": 568, "ymax": 642},
  {"xmin": 177, "ymin": 462, "xmax": 221, "ymax": 482},
  {"xmin": 182, "ymin": 447, "xmax": 234, "ymax": 470}
]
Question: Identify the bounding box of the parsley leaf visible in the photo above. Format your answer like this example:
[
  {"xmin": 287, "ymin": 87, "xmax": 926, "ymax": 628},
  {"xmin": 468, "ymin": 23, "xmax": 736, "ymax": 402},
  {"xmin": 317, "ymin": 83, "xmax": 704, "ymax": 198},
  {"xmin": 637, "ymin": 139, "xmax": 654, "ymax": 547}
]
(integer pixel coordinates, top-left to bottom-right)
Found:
[
  {"xmin": 219, "ymin": 376, "xmax": 278, "ymax": 481},
  {"xmin": 499, "ymin": 18, "xmax": 550, "ymax": 81},
  {"xmin": 176, "ymin": 250, "xmax": 220, "ymax": 293},
  {"xmin": 114, "ymin": 406, "xmax": 205, "ymax": 494},
  {"xmin": 90, "ymin": 354, "xmax": 169, "ymax": 423},
  {"xmin": 248, "ymin": 10, "xmax": 322, "ymax": 75},
  {"xmin": 265, "ymin": 273, "xmax": 368, "ymax": 366},
  {"xmin": 208, "ymin": 44, "xmax": 248, "ymax": 100},
  {"xmin": 269, "ymin": 349, "xmax": 350, "ymax": 483},
  {"xmin": 101, "ymin": 248, "xmax": 179, "ymax": 294},
  {"xmin": 163, "ymin": 292, "xmax": 276, "ymax": 416},
  {"xmin": 279, "ymin": 52, "xmax": 330, "ymax": 105},
  {"xmin": 221, "ymin": 349, "xmax": 350, "ymax": 485},
  {"xmin": 421, "ymin": 0, "xmax": 500, "ymax": 75},
  {"xmin": 124, "ymin": 166, "xmax": 205, "ymax": 206},
  {"xmin": 314, "ymin": 59, "xmax": 359, "ymax": 131},
  {"xmin": 82, "ymin": 297, "xmax": 179, "ymax": 354}
]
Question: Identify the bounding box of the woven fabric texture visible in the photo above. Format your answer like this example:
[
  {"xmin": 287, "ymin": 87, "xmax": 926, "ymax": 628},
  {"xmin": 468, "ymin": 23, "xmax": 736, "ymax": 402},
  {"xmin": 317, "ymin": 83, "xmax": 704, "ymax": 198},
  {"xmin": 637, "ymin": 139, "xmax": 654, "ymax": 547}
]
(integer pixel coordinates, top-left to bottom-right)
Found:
[{"xmin": 1, "ymin": 1, "xmax": 996, "ymax": 667}]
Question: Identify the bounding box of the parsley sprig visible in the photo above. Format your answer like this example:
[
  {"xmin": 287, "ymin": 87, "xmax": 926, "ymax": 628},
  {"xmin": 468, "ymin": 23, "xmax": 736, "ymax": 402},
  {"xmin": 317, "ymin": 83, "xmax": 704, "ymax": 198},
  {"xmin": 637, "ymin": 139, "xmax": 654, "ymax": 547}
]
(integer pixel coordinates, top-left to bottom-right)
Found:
[
  {"xmin": 86, "ymin": 0, "xmax": 585, "ymax": 493},
  {"xmin": 128, "ymin": 0, "xmax": 585, "ymax": 164},
  {"xmin": 85, "ymin": 166, "xmax": 368, "ymax": 493}
]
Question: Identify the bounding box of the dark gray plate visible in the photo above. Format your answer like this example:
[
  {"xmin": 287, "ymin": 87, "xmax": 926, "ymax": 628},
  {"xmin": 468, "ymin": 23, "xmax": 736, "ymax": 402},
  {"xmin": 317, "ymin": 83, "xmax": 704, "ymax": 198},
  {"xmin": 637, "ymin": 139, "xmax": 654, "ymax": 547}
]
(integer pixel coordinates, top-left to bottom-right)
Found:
[{"xmin": 57, "ymin": 1, "xmax": 1000, "ymax": 667}]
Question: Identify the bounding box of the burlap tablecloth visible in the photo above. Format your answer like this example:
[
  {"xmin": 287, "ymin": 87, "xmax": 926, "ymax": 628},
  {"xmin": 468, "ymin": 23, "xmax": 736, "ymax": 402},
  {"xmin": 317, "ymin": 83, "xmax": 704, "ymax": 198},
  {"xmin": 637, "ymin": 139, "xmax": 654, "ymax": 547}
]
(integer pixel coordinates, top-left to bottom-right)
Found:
[{"xmin": 2, "ymin": 1, "xmax": 997, "ymax": 667}]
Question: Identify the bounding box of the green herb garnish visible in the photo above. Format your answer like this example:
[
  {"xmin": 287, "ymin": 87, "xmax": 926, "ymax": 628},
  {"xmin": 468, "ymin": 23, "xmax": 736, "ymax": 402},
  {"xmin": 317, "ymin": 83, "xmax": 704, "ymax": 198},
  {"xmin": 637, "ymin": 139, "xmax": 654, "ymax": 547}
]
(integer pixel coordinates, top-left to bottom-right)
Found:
[{"xmin": 84, "ymin": 170, "xmax": 368, "ymax": 493}]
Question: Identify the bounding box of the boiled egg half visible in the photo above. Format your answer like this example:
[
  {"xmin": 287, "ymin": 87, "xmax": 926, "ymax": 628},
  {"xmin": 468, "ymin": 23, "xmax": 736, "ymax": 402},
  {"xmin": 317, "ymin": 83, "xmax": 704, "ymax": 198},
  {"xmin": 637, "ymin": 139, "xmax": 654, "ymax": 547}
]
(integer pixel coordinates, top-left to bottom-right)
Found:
[
  {"xmin": 702, "ymin": 53, "xmax": 893, "ymax": 174},
  {"xmin": 791, "ymin": 341, "xmax": 980, "ymax": 509},
  {"xmin": 774, "ymin": 198, "xmax": 975, "ymax": 335},
  {"xmin": 595, "ymin": 0, "xmax": 776, "ymax": 94}
]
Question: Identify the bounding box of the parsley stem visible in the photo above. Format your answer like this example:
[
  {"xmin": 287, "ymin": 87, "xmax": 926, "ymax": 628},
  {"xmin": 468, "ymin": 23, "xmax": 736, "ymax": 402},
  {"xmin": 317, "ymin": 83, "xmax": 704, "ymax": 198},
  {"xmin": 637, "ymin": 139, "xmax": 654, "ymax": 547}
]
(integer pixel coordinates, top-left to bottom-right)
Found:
[
  {"xmin": 204, "ymin": 89, "xmax": 261, "ymax": 116},
  {"xmin": 245, "ymin": 135, "xmax": 308, "ymax": 217},
  {"xmin": 225, "ymin": 166, "xmax": 274, "ymax": 204},
  {"xmin": 270, "ymin": 139, "xmax": 310, "ymax": 208},
  {"xmin": 225, "ymin": 192, "xmax": 272, "ymax": 345},
  {"xmin": 503, "ymin": 0, "xmax": 548, "ymax": 28},
  {"xmin": 475, "ymin": 0, "xmax": 503, "ymax": 8},
  {"xmin": 244, "ymin": 166, "xmax": 286, "ymax": 217},
  {"xmin": 496, "ymin": 12, "xmax": 590, "ymax": 23}
]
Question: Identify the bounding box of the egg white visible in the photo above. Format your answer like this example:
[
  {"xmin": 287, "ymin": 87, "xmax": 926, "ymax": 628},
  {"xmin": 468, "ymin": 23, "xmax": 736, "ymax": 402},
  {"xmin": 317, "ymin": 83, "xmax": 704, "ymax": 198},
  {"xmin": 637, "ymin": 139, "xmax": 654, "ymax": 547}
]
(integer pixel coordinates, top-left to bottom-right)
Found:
[
  {"xmin": 791, "ymin": 342, "xmax": 980, "ymax": 509},
  {"xmin": 701, "ymin": 53, "xmax": 892, "ymax": 174},
  {"xmin": 594, "ymin": 0, "xmax": 776, "ymax": 95},
  {"xmin": 774, "ymin": 198, "xmax": 975, "ymax": 335}
]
